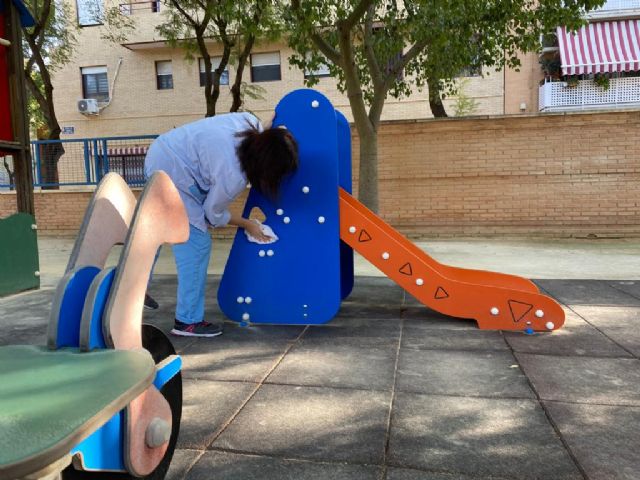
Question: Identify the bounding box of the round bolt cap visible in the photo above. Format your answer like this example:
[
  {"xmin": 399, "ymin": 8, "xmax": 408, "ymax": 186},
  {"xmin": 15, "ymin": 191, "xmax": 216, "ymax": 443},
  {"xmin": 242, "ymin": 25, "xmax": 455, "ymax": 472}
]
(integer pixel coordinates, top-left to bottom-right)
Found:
[
  {"xmin": 237, "ymin": 296, "xmax": 244, "ymax": 304},
  {"xmin": 31, "ymin": 224, "xmax": 37, "ymax": 230},
  {"xmin": 34, "ymin": 271, "xmax": 40, "ymax": 277},
  {"xmin": 242, "ymin": 313, "xmax": 250, "ymax": 321},
  {"xmin": 258, "ymin": 250, "xmax": 266, "ymax": 257},
  {"xmin": 416, "ymin": 278, "xmax": 424, "ymax": 286},
  {"xmin": 318, "ymin": 216, "xmax": 325, "ymax": 224},
  {"xmin": 283, "ymin": 216, "xmax": 291, "ymax": 224},
  {"xmin": 276, "ymin": 209, "xmax": 284, "ymax": 215},
  {"xmin": 145, "ymin": 418, "xmax": 171, "ymax": 448},
  {"xmin": 311, "ymin": 100, "xmax": 319, "ymax": 108},
  {"xmin": 382, "ymin": 252, "xmax": 390, "ymax": 260},
  {"xmin": 267, "ymin": 249, "xmax": 274, "ymax": 256},
  {"xmin": 545, "ymin": 321, "xmax": 555, "ymax": 330},
  {"xmin": 535, "ymin": 309, "xmax": 544, "ymax": 318},
  {"xmin": 349, "ymin": 226, "xmax": 356, "ymax": 233},
  {"xmin": 490, "ymin": 307, "xmax": 499, "ymax": 315},
  {"xmin": 245, "ymin": 296, "xmax": 252, "ymax": 304},
  {"xmin": 302, "ymin": 186, "xmax": 310, "ymax": 194}
]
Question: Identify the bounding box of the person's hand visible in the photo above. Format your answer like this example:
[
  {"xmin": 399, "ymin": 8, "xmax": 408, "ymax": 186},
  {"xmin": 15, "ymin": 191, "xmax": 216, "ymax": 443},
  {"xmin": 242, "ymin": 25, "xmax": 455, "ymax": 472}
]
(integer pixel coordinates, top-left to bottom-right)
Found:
[{"xmin": 245, "ymin": 220, "xmax": 273, "ymax": 242}]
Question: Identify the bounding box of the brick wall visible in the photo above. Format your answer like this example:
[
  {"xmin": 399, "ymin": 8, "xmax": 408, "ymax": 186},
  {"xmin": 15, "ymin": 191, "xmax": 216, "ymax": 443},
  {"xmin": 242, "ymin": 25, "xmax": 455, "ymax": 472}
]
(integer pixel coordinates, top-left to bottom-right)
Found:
[{"xmin": 2, "ymin": 109, "xmax": 639, "ymax": 238}]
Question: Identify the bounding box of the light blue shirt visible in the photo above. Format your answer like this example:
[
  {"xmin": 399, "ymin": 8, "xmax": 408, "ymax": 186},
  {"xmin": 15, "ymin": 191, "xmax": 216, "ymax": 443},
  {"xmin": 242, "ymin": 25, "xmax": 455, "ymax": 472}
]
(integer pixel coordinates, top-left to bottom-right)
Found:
[{"xmin": 145, "ymin": 112, "xmax": 261, "ymax": 232}]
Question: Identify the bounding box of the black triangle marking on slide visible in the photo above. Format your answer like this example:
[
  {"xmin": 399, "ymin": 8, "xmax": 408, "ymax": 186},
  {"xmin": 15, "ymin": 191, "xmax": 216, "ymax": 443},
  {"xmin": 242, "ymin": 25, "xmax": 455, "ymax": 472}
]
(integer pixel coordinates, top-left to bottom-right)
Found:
[
  {"xmin": 508, "ymin": 300, "xmax": 533, "ymax": 323},
  {"xmin": 434, "ymin": 287, "xmax": 449, "ymax": 300},
  {"xmin": 399, "ymin": 262, "xmax": 413, "ymax": 276},
  {"xmin": 358, "ymin": 229, "xmax": 372, "ymax": 242}
]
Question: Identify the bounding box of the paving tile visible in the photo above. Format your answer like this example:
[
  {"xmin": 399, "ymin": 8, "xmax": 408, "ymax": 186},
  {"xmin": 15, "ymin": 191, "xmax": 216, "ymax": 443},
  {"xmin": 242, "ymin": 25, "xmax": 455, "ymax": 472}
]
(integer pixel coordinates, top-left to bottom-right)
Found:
[
  {"xmin": 345, "ymin": 277, "xmax": 405, "ymax": 306},
  {"xmin": 608, "ymin": 280, "xmax": 640, "ymax": 300},
  {"xmin": 402, "ymin": 310, "xmax": 478, "ymax": 330},
  {"xmin": 505, "ymin": 309, "xmax": 632, "ymax": 358},
  {"xmin": 180, "ymin": 339, "xmax": 290, "ymax": 382},
  {"xmin": 336, "ymin": 303, "xmax": 404, "ymax": 320},
  {"xmin": 388, "ymin": 392, "xmax": 582, "ymax": 479},
  {"xmin": 213, "ymin": 384, "xmax": 389, "ymax": 464},
  {"xmin": 570, "ymin": 305, "xmax": 640, "ymax": 357},
  {"xmin": 178, "ymin": 379, "xmax": 256, "ymax": 449},
  {"xmin": 386, "ymin": 467, "xmax": 500, "ymax": 480},
  {"xmin": 267, "ymin": 343, "xmax": 397, "ymax": 390},
  {"xmin": 166, "ymin": 449, "xmax": 202, "ymax": 480},
  {"xmin": 402, "ymin": 327, "xmax": 508, "ymax": 352},
  {"xmin": 517, "ymin": 353, "xmax": 640, "ymax": 405},
  {"xmin": 396, "ymin": 349, "xmax": 534, "ymax": 398},
  {"xmin": 301, "ymin": 318, "xmax": 401, "ymax": 349},
  {"xmin": 188, "ymin": 451, "xmax": 381, "ymax": 479},
  {"xmin": 535, "ymin": 280, "xmax": 639, "ymax": 306},
  {"xmin": 544, "ymin": 401, "xmax": 640, "ymax": 480}
]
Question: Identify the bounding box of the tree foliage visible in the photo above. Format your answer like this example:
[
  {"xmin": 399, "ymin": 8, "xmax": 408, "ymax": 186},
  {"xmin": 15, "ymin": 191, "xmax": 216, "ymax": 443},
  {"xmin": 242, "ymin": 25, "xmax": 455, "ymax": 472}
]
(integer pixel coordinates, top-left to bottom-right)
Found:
[
  {"xmin": 157, "ymin": 0, "xmax": 281, "ymax": 116},
  {"xmin": 285, "ymin": 0, "xmax": 606, "ymax": 211}
]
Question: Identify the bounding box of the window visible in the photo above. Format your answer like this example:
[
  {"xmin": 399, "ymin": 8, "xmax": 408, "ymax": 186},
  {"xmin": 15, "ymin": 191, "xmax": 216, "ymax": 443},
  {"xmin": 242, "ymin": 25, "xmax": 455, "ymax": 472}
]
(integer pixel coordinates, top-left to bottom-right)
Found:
[
  {"xmin": 81, "ymin": 66, "xmax": 109, "ymax": 102},
  {"xmin": 156, "ymin": 61, "xmax": 173, "ymax": 90},
  {"xmin": 304, "ymin": 54, "xmax": 331, "ymax": 79},
  {"xmin": 199, "ymin": 57, "xmax": 229, "ymax": 86},
  {"xmin": 458, "ymin": 64, "xmax": 482, "ymax": 78},
  {"xmin": 76, "ymin": 0, "xmax": 103, "ymax": 26},
  {"xmin": 251, "ymin": 52, "xmax": 281, "ymax": 82}
]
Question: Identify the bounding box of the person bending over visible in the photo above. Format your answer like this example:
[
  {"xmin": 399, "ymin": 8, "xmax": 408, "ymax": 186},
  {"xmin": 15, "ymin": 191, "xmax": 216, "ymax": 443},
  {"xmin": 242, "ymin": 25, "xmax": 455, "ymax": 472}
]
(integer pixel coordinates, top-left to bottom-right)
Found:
[{"xmin": 144, "ymin": 112, "xmax": 298, "ymax": 337}]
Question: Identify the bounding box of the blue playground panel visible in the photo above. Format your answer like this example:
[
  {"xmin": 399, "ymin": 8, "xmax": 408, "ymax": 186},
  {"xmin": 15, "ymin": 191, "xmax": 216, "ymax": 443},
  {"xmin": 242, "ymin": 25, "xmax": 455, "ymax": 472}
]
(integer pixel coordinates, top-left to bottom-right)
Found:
[{"xmin": 218, "ymin": 89, "xmax": 352, "ymax": 324}]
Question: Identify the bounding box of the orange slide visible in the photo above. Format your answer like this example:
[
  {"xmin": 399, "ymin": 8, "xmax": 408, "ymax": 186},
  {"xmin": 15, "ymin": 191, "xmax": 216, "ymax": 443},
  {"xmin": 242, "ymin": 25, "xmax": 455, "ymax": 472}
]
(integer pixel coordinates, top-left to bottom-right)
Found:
[{"xmin": 339, "ymin": 189, "xmax": 565, "ymax": 331}]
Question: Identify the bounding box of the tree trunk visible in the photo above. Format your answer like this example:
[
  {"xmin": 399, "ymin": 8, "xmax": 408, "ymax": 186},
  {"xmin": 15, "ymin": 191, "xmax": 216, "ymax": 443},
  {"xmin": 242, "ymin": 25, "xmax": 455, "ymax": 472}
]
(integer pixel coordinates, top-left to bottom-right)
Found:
[
  {"xmin": 357, "ymin": 127, "xmax": 378, "ymax": 213},
  {"xmin": 230, "ymin": 36, "xmax": 254, "ymax": 112},
  {"xmin": 427, "ymin": 76, "xmax": 448, "ymax": 117}
]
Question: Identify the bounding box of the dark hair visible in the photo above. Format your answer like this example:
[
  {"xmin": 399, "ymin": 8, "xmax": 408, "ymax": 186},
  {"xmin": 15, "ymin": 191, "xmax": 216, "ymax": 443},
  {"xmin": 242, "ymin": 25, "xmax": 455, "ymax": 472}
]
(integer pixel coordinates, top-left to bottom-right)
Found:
[{"xmin": 236, "ymin": 123, "xmax": 299, "ymax": 199}]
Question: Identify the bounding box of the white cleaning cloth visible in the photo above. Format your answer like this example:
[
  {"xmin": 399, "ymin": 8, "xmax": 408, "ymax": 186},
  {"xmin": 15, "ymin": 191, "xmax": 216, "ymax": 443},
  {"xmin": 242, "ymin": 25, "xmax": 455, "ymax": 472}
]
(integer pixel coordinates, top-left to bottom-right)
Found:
[{"xmin": 245, "ymin": 220, "xmax": 278, "ymax": 244}]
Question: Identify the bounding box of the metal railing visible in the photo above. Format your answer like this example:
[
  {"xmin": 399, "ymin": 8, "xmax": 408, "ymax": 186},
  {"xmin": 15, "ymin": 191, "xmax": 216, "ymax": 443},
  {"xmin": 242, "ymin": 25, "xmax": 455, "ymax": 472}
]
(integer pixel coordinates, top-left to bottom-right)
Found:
[
  {"xmin": 539, "ymin": 76, "xmax": 640, "ymax": 111},
  {"xmin": 0, "ymin": 135, "xmax": 157, "ymax": 189},
  {"xmin": 119, "ymin": 1, "xmax": 161, "ymax": 15}
]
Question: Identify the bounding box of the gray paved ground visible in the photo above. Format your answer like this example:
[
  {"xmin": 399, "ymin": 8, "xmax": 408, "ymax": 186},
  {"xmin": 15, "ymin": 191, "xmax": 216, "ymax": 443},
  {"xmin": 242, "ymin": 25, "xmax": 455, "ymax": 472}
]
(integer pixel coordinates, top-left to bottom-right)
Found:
[{"xmin": 2, "ymin": 274, "xmax": 639, "ymax": 480}]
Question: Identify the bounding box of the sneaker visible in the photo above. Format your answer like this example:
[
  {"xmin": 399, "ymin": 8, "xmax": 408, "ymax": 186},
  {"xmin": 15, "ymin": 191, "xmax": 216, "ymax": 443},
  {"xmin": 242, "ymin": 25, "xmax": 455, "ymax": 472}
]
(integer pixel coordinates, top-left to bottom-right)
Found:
[
  {"xmin": 144, "ymin": 293, "xmax": 159, "ymax": 310},
  {"xmin": 170, "ymin": 320, "xmax": 223, "ymax": 338}
]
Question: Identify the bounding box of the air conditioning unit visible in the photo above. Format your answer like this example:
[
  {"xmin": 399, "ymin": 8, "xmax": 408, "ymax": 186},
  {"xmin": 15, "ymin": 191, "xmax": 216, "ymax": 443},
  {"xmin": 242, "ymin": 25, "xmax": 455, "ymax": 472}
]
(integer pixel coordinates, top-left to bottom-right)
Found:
[{"xmin": 77, "ymin": 99, "xmax": 99, "ymax": 115}]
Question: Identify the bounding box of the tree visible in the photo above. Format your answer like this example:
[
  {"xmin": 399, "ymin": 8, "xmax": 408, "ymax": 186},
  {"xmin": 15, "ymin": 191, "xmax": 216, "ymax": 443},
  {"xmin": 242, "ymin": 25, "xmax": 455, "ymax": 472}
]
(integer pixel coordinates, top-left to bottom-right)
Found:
[
  {"xmin": 157, "ymin": 0, "xmax": 279, "ymax": 117},
  {"xmin": 286, "ymin": 0, "xmax": 605, "ymax": 212}
]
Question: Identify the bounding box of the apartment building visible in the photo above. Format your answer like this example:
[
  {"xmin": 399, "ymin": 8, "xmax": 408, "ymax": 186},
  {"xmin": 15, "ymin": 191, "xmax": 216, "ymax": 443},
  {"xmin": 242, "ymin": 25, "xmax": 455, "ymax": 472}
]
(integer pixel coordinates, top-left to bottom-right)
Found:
[{"xmin": 53, "ymin": 0, "xmax": 510, "ymax": 140}]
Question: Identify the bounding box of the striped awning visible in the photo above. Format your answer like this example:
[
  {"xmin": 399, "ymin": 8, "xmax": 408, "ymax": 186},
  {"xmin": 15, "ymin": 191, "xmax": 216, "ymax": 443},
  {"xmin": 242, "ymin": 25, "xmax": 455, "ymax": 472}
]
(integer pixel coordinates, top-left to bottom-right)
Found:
[{"xmin": 557, "ymin": 20, "xmax": 640, "ymax": 75}]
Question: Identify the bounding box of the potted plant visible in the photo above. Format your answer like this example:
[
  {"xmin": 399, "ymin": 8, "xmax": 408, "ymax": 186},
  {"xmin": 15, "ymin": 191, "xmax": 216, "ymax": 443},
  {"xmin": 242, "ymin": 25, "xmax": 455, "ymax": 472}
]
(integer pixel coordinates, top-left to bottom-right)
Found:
[
  {"xmin": 566, "ymin": 76, "xmax": 579, "ymax": 88},
  {"xmin": 594, "ymin": 73, "xmax": 610, "ymax": 91},
  {"xmin": 539, "ymin": 56, "xmax": 562, "ymax": 81}
]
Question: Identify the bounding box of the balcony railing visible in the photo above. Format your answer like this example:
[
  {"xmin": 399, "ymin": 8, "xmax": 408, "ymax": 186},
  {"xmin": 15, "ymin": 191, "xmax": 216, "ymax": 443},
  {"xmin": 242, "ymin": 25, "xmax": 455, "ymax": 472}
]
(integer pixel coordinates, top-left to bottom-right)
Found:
[
  {"xmin": 587, "ymin": 0, "xmax": 640, "ymax": 19},
  {"xmin": 539, "ymin": 76, "xmax": 640, "ymax": 111},
  {"xmin": 119, "ymin": 1, "xmax": 160, "ymax": 15}
]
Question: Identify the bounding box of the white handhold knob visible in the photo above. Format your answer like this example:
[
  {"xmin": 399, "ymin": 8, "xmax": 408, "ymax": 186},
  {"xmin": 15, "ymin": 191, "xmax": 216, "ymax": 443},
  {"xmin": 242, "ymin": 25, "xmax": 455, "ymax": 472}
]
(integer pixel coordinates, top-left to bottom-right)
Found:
[
  {"xmin": 242, "ymin": 313, "xmax": 250, "ymax": 321},
  {"xmin": 31, "ymin": 224, "xmax": 37, "ymax": 230},
  {"xmin": 283, "ymin": 217, "xmax": 290, "ymax": 224},
  {"xmin": 237, "ymin": 296, "xmax": 244, "ymax": 304},
  {"xmin": 302, "ymin": 186, "xmax": 310, "ymax": 194},
  {"xmin": 545, "ymin": 321, "xmax": 555, "ymax": 330},
  {"xmin": 382, "ymin": 252, "xmax": 390, "ymax": 260},
  {"xmin": 311, "ymin": 100, "xmax": 319, "ymax": 108},
  {"xmin": 276, "ymin": 209, "xmax": 284, "ymax": 215},
  {"xmin": 259, "ymin": 250, "xmax": 266, "ymax": 257},
  {"xmin": 416, "ymin": 278, "xmax": 424, "ymax": 286},
  {"xmin": 349, "ymin": 226, "xmax": 356, "ymax": 233},
  {"xmin": 146, "ymin": 418, "xmax": 171, "ymax": 448},
  {"xmin": 303, "ymin": 304, "xmax": 308, "ymax": 308},
  {"xmin": 535, "ymin": 309, "xmax": 544, "ymax": 318},
  {"xmin": 245, "ymin": 296, "xmax": 252, "ymax": 304},
  {"xmin": 490, "ymin": 307, "xmax": 499, "ymax": 315},
  {"xmin": 318, "ymin": 216, "xmax": 325, "ymax": 224},
  {"xmin": 267, "ymin": 249, "xmax": 274, "ymax": 256},
  {"xmin": 34, "ymin": 271, "xmax": 40, "ymax": 277}
]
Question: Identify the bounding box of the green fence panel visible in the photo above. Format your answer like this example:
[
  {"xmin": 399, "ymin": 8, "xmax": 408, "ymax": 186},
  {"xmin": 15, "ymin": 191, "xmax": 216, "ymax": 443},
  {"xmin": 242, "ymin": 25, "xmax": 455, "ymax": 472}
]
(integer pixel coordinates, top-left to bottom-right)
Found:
[{"xmin": 0, "ymin": 213, "xmax": 40, "ymax": 296}]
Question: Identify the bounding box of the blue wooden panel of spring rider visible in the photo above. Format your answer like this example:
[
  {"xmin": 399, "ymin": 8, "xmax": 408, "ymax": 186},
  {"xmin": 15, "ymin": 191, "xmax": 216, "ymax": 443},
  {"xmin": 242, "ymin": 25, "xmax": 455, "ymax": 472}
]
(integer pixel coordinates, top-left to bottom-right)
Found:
[
  {"xmin": 218, "ymin": 89, "xmax": 343, "ymax": 324},
  {"xmin": 336, "ymin": 110, "xmax": 354, "ymax": 300}
]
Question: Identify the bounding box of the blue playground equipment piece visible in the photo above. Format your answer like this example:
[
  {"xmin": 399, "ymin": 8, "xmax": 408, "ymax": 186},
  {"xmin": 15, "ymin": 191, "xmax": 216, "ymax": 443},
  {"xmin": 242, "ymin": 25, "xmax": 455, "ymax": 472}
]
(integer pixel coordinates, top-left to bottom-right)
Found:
[{"xmin": 219, "ymin": 89, "xmax": 353, "ymax": 324}]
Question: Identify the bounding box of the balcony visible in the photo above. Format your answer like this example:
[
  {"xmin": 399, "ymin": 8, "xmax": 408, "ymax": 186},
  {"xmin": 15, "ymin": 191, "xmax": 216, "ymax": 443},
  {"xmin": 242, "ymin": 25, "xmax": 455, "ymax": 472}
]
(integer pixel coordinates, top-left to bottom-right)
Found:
[
  {"xmin": 539, "ymin": 76, "xmax": 640, "ymax": 111},
  {"xmin": 587, "ymin": 0, "xmax": 640, "ymax": 20}
]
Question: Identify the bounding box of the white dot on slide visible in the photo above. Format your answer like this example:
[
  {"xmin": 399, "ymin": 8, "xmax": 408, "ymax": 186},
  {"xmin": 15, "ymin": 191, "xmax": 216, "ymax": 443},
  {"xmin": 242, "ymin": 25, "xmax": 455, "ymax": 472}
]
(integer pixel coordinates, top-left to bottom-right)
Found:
[
  {"xmin": 349, "ymin": 226, "xmax": 356, "ymax": 234},
  {"xmin": 276, "ymin": 209, "xmax": 284, "ymax": 215},
  {"xmin": 546, "ymin": 321, "xmax": 555, "ymax": 330},
  {"xmin": 283, "ymin": 217, "xmax": 291, "ymax": 224},
  {"xmin": 242, "ymin": 313, "xmax": 250, "ymax": 321},
  {"xmin": 237, "ymin": 296, "xmax": 244, "ymax": 304},
  {"xmin": 535, "ymin": 309, "xmax": 544, "ymax": 318},
  {"xmin": 311, "ymin": 100, "xmax": 319, "ymax": 108},
  {"xmin": 302, "ymin": 186, "xmax": 310, "ymax": 194},
  {"xmin": 259, "ymin": 250, "xmax": 266, "ymax": 257},
  {"xmin": 245, "ymin": 297, "xmax": 252, "ymax": 304},
  {"xmin": 318, "ymin": 216, "xmax": 325, "ymax": 224},
  {"xmin": 267, "ymin": 249, "xmax": 274, "ymax": 256},
  {"xmin": 416, "ymin": 278, "xmax": 424, "ymax": 286},
  {"xmin": 490, "ymin": 307, "xmax": 499, "ymax": 315},
  {"xmin": 382, "ymin": 252, "xmax": 390, "ymax": 260}
]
